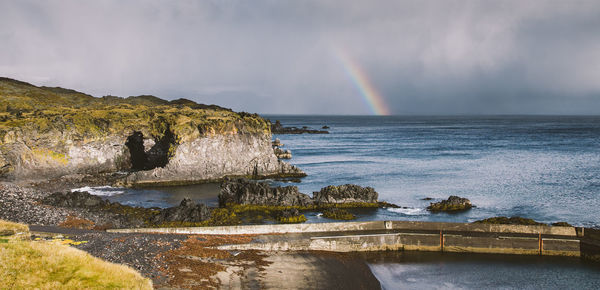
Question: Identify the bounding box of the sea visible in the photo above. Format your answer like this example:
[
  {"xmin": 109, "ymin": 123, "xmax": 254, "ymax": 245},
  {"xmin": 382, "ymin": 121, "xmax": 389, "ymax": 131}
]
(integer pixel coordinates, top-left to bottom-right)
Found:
[{"xmin": 77, "ymin": 115, "xmax": 600, "ymax": 288}]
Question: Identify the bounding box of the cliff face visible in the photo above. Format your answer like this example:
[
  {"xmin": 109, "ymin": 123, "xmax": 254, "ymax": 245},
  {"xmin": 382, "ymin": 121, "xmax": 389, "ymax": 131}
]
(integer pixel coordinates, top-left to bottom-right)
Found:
[
  {"xmin": 0, "ymin": 77, "xmax": 303, "ymax": 183},
  {"xmin": 124, "ymin": 133, "xmax": 301, "ymax": 185}
]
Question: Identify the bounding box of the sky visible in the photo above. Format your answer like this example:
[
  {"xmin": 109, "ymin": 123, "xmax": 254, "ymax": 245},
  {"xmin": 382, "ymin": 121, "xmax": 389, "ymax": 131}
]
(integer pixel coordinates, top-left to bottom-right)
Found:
[{"xmin": 1, "ymin": 0, "xmax": 600, "ymax": 115}]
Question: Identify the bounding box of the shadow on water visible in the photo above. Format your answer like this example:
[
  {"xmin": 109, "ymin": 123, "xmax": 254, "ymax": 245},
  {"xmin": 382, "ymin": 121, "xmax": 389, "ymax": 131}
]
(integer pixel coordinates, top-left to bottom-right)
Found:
[{"xmin": 362, "ymin": 251, "xmax": 600, "ymax": 289}]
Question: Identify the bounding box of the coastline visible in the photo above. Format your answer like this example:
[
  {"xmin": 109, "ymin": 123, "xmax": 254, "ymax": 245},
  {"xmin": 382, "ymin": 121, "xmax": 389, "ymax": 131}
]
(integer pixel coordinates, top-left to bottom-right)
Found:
[{"xmin": 26, "ymin": 225, "xmax": 381, "ymax": 289}]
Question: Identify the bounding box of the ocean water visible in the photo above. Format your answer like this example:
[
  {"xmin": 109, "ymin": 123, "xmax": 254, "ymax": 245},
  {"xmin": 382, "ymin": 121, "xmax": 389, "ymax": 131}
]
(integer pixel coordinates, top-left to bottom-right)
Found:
[
  {"xmin": 89, "ymin": 115, "xmax": 600, "ymax": 227},
  {"xmin": 267, "ymin": 115, "xmax": 600, "ymax": 288},
  {"xmin": 268, "ymin": 115, "xmax": 600, "ymax": 227},
  {"xmin": 80, "ymin": 115, "xmax": 600, "ymax": 287}
]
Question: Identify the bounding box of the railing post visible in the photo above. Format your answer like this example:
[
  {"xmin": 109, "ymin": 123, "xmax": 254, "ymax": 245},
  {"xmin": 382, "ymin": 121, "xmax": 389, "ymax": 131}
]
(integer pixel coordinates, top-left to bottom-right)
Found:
[
  {"xmin": 440, "ymin": 230, "xmax": 444, "ymax": 252},
  {"xmin": 538, "ymin": 233, "xmax": 543, "ymax": 255}
]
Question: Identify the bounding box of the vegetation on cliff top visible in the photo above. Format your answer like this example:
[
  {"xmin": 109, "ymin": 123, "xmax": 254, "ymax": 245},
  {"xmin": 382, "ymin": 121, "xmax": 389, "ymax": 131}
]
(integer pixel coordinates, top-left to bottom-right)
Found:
[
  {"xmin": 0, "ymin": 77, "xmax": 271, "ymax": 145},
  {"xmin": 0, "ymin": 219, "xmax": 152, "ymax": 289}
]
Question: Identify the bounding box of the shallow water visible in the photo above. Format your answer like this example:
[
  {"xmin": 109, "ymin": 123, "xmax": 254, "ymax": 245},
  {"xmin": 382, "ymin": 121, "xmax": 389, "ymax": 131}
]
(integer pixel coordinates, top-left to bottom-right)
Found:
[
  {"xmin": 74, "ymin": 183, "xmax": 221, "ymax": 208},
  {"xmin": 365, "ymin": 252, "xmax": 600, "ymax": 289}
]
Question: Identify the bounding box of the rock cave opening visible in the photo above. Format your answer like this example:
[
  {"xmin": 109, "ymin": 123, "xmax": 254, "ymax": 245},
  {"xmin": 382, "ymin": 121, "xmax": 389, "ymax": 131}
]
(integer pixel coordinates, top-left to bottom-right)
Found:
[{"xmin": 125, "ymin": 129, "xmax": 177, "ymax": 171}]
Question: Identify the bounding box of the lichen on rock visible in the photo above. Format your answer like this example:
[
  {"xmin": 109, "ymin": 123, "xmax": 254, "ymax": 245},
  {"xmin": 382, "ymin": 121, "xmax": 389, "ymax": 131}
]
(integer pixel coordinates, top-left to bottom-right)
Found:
[{"xmin": 0, "ymin": 77, "xmax": 304, "ymax": 183}]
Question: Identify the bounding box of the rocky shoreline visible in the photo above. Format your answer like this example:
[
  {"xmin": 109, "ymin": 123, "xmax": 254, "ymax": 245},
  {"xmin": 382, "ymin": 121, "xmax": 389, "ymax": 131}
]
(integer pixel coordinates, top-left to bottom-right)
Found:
[
  {"xmin": 0, "ymin": 178, "xmax": 395, "ymax": 230},
  {"xmin": 270, "ymin": 120, "xmax": 329, "ymax": 134},
  {"xmin": 0, "ymin": 77, "xmax": 579, "ymax": 288}
]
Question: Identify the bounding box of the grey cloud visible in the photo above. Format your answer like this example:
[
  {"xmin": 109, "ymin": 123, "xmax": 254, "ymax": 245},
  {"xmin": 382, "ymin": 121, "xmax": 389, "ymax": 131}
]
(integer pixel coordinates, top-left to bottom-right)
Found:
[{"xmin": 1, "ymin": 0, "xmax": 599, "ymax": 114}]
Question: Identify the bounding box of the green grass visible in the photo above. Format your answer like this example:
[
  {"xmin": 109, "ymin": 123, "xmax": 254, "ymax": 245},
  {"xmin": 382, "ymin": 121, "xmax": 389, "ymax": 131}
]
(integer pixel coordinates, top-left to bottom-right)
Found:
[
  {"xmin": 0, "ymin": 77, "xmax": 271, "ymax": 148},
  {"xmin": 0, "ymin": 219, "xmax": 152, "ymax": 289}
]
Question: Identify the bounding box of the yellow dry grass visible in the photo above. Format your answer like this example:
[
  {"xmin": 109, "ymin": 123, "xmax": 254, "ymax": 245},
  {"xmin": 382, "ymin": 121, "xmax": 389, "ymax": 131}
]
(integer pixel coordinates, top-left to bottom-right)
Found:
[
  {"xmin": 0, "ymin": 219, "xmax": 28, "ymax": 234},
  {"xmin": 0, "ymin": 220, "xmax": 152, "ymax": 289}
]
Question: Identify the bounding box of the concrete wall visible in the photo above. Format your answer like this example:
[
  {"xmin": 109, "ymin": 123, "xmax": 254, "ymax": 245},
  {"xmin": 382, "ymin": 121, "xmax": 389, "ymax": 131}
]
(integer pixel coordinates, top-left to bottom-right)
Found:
[
  {"xmin": 108, "ymin": 220, "xmax": 577, "ymax": 236},
  {"xmin": 108, "ymin": 221, "xmax": 387, "ymax": 235},
  {"xmin": 110, "ymin": 220, "xmax": 587, "ymax": 258},
  {"xmin": 388, "ymin": 221, "xmax": 577, "ymax": 236}
]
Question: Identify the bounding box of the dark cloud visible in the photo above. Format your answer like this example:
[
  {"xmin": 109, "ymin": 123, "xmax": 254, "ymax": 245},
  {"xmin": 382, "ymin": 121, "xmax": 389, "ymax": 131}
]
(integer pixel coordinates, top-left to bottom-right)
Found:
[{"xmin": 1, "ymin": 0, "xmax": 599, "ymax": 114}]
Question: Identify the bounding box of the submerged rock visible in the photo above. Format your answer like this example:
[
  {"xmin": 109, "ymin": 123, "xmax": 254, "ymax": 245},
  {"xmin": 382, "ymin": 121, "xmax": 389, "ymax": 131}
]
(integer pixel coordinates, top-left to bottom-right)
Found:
[
  {"xmin": 219, "ymin": 178, "xmax": 313, "ymax": 207},
  {"xmin": 312, "ymin": 184, "xmax": 378, "ymax": 204},
  {"xmin": 151, "ymin": 198, "xmax": 210, "ymax": 224},
  {"xmin": 427, "ymin": 196, "xmax": 472, "ymax": 212}
]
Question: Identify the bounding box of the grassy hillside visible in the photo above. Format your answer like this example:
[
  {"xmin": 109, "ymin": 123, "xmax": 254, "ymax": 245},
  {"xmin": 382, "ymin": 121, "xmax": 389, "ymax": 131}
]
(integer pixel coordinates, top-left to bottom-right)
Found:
[
  {"xmin": 0, "ymin": 219, "xmax": 152, "ymax": 289},
  {"xmin": 0, "ymin": 77, "xmax": 270, "ymax": 144}
]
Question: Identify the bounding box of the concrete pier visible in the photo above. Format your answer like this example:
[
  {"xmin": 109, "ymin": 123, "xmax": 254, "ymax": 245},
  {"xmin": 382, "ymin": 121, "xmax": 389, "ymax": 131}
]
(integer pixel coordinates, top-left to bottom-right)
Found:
[{"xmin": 108, "ymin": 220, "xmax": 599, "ymax": 260}]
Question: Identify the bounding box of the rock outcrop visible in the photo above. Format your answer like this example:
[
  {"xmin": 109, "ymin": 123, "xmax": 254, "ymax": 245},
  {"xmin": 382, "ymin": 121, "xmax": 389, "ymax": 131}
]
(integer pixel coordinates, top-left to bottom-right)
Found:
[
  {"xmin": 427, "ymin": 196, "xmax": 472, "ymax": 212},
  {"xmin": 219, "ymin": 178, "xmax": 313, "ymax": 207},
  {"xmin": 272, "ymin": 137, "xmax": 292, "ymax": 159},
  {"xmin": 312, "ymin": 184, "xmax": 378, "ymax": 204},
  {"xmin": 42, "ymin": 191, "xmax": 211, "ymax": 227},
  {"xmin": 270, "ymin": 120, "xmax": 329, "ymax": 134},
  {"xmin": 273, "ymin": 147, "xmax": 292, "ymax": 159},
  {"xmin": 220, "ymin": 179, "xmax": 381, "ymax": 208},
  {"xmin": 151, "ymin": 198, "xmax": 210, "ymax": 224},
  {"xmin": 42, "ymin": 191, "xmax": 108, "ymax": 208},
  {"xmin": 0, "ymin": 77, "xmax": 304, "ymax": 184}
]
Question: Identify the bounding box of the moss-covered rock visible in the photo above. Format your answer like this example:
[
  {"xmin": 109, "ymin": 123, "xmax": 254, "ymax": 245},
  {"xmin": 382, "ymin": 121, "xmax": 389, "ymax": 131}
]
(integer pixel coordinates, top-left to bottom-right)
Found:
[
  {"xmin": 276, "ymin": 209, "xmax": 307, "ymax": 224},
  {"xmin": 551, "ymin": 221, "xmax": 573, "ymax": 227},
  {"xmin": 321, "ymin": 208, "xmax": 356, "ymax": 220},
  {"xmin": 427, "ymin": 196, "xmax": 472, "ymax": 212},
  {"xmin": 474, "ymin": 216, "xmax": 546, "ymax": 226}
]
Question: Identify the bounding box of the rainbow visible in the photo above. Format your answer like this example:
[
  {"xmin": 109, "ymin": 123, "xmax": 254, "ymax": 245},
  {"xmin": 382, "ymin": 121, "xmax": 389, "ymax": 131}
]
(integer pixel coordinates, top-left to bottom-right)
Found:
[{"xmin": 333, "ymin": 48, "xmax": 391, "ymax": 116}]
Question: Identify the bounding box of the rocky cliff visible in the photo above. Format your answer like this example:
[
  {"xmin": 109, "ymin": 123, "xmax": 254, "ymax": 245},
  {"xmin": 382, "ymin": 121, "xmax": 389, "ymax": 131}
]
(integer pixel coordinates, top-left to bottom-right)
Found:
[{"xmin": 0, "ymin": 77, "xmax": 303, "ymax": 184}]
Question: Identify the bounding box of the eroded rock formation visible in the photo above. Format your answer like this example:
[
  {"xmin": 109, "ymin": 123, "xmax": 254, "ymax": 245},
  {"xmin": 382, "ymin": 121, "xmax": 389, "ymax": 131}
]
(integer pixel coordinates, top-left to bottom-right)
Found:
[
  {"xmin": 219, "ymin": 179, "xmax": 380, "ymax": 207},
  {"xmin": 0, "ymin": 77, "xmax": 304, "ymax": 184},
  {"xmin": 151, "ymin": 198, "xmax": 210, "ymax": 224},
  {"xmin": 219, "ymin": 178, "xmax": 312, "ymax": 207},
  {"xmin": 312, "ymin": 184, "xmax": 378, "ymax": 204}
]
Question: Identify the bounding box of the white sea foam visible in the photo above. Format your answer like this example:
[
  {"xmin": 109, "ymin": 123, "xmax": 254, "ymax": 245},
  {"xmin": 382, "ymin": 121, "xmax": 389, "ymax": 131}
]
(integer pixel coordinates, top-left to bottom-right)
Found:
[
  {"xmin": 386, "ymin": 207, "xmax": 426, "ymax": 216},
  {"xmin": 71, "ymin": 186, "xmax": 125, "ymax": 196}
]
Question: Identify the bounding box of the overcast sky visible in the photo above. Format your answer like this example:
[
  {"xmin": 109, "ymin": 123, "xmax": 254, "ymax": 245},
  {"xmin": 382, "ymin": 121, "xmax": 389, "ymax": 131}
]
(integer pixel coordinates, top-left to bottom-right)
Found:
[{"xmin": 1, "ymin": 0, "xmax": 600, "ymax": 115}]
